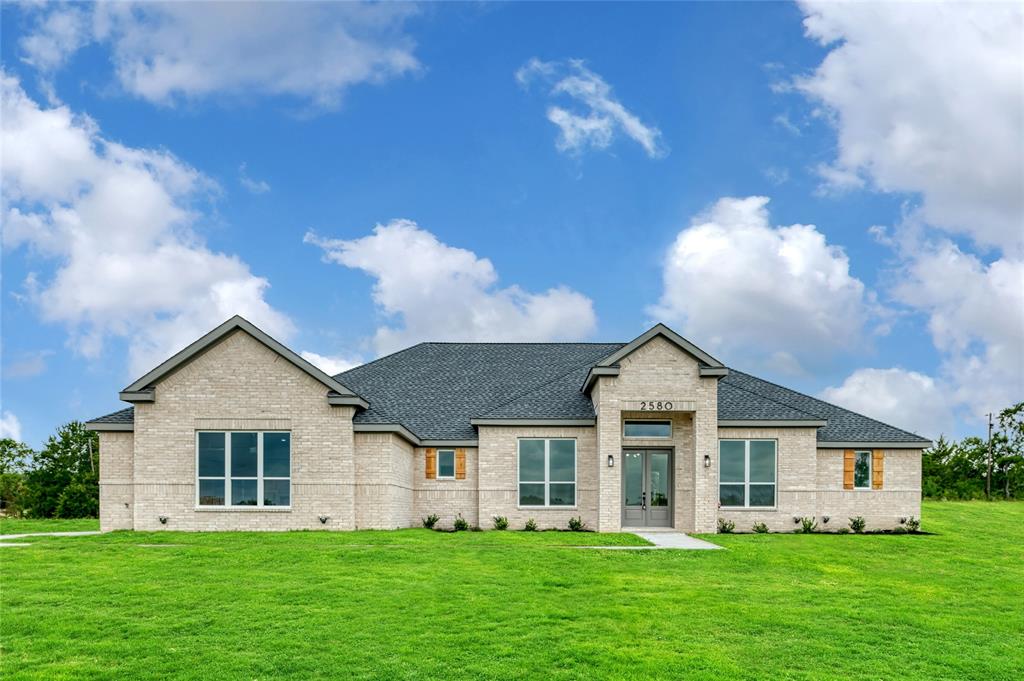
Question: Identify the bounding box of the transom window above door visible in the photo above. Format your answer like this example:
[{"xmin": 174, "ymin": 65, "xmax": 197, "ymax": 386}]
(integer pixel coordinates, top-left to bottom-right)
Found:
[
  {"xmin": 623, "ymin": 420, "xmax": 672, "ymax": 438},
  {"xmin": 197, "ymin": 431, "xmax": 291, "ymax": 508}
]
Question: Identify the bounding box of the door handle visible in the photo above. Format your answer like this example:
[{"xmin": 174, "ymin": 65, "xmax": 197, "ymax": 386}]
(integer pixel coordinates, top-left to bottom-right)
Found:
[{"xmin": 641, "ymin": 491, "xmax": 646, "ymax": 510}]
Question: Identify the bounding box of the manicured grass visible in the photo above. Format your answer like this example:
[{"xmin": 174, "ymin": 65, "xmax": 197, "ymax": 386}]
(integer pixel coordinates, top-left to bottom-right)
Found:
[
  {"xmin": 2, "ymin": 503, "xmax": 1022, "ymax": 680},
  {"xmin": 0, "ymin": 518, "xmax": 99, "ymax": 535}
]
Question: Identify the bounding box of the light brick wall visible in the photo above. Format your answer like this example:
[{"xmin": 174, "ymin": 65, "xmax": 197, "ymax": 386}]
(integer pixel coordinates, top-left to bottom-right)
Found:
[
  {"xmin": 816, "ymin": 448, "xmax": 922, "ymax": 531},
  {"xmin": 353, "ymin": 432, "xmax": 415, "ymax": 529},
  {"xmin": 130, "ymin": 329, "xmax": 356, "ymax": 531},
  {"xmin": 715, "ymin": 426, "xmax": 819, "ymax": 532},
  {"xmin": 618, "ymin": 411, "xmax": 695, "ymax": 530},
  {"xmin": 412, "ymin": 447, "xmax": 479, "ymax": 529},
  {"xmin": 477, "ymin": 426, "xmax": 597, "ymax": 530},
  {"xmin": 98, "ymin": 431, "xmax": 134, "ymax": 531},
  {"xmin": 593, "ymin": 336, "xmax": 718, "ymax": 532}
]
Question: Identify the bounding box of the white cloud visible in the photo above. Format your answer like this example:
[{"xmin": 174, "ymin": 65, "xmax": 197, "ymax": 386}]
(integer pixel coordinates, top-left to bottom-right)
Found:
[
  {"xmin": 238, "ymin": 163, "xmax": 270, "ymax": 195},
  {"xmin": 795, "ymin": 1, "xmax": 1024, "ymax": 252},
  {"xmin": 517, "ymin": 58, "xmax": 668, "ymax": 158},
  {"xmin": 1, "ymin": 71, "xmax": 292, "ymax": 377},
  {"xmin": 19, "ymin": 1, "xmax": 420, "ymax": 110},
  {"xmin": 3, "ymin": 350, "xmax": 55, "ymax": 379},
  {"xmin": 0, "ymin": 411, "xmax": 22, "ymax": 441},
  {"xmin": 649, "ymin": 196, "xmax": 876, "ymax": 373},
  {"xmin": 299, "ymin": 351, "xmax": 363, "ymax": 377},
  {"xmin": 305, "ymin": 219, "xmax": 597, "ymax": 355},
  {"xmin": 820, "ymin": 368, "xmax": 952, "ymax": 440}
]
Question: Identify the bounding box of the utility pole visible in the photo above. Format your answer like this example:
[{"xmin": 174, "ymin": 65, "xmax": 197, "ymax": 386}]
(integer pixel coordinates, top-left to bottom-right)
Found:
[{"xmin": 986, "ymin": 413, "xmax": 993, "ymax": 501}]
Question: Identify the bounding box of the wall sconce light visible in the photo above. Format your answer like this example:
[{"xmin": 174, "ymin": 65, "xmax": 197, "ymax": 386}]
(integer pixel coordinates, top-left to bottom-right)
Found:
[
  {"xmin": 822, "ymin": 516, "xmax": 830, "ymax": 524},
  {"xmin": 158, "ymin": 515, "xmax": 168, "ymax": 525},
  {"xmin": 607, "ymin": 455, "xmax": 614, "ymax": 468},
  {"xmin": 319, "ymin": 515, "xmax": 329, "ymax": 524},
  {"xmin": 703, "ymin": 454, "xmax": 711, "ymax": 468}
]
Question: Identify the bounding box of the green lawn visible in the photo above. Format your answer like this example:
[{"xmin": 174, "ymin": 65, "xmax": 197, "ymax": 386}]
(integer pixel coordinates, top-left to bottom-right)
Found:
[
  {"xmin": 2, "ymin": 502, "xmax": 1022, "ymax": 680},
  {"xmin": 0, "ymin": 518, "xmax": 100, "ymax": 535}
]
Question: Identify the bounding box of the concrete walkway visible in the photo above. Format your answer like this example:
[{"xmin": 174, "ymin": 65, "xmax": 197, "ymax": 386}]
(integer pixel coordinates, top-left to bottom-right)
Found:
[
  {"xmin": 579, "ymin": 531, "xmax": 723, "ymax": 550},
  {"xmin": 0, "ymin": 530, "xmax": 101, "ymax": 545}
]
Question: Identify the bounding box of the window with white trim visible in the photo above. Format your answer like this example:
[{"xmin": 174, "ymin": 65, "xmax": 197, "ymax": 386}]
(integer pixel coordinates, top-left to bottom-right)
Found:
[
  {"xmin": 854, "ymin": 450, "xmax": 871, "ymax": 489},
  {"xmin": 518, "ymin": 439, "xmax": 576, "ymax": 507},
  {"xmin": 623, "ymin": 420, "xmax": 672, "ymax": 438},
  {"xmin": 197, "ymin": 431, "xmax": 291, "ymax": 507},
  {"xmin": 719, "ymin": 439, "xmax": 776, "ymax": 508},
  {"xmin": 437, "ymin": 449, "xmax": 456, "ymax": 479}
]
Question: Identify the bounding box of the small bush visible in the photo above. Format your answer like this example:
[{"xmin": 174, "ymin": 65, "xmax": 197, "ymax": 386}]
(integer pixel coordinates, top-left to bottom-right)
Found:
[
  {"xmin": 54, "ymin": 480, "xmax": 99, "ymax": 519},
  {"xmin": 836, "ymin": 526, "xmax": 851, "ymax": 534},
  {"xmin": 752, "ymin": 521, "xmax": 769, "ymax": 534},
  {"xmin": 523, "ymin": 518, "xmax": 538, "ymax": 532},
  {"xmin": 799, "ymin": 516, "xmax": 817, "ymax": 534},
  {"xmin": 568, "ymin": 516, "xmax": 587, "ymax": 532},
  {"xmin": 492, "ymin": 515, "xmax": 509, "ymax": 530},
  {"xmin": 422, "ymin": 514, "xmax": 439, "ymax": 529},
  {"xmin": 906, "ymin": 516, "xmax": 921, "ymax": 533},
  {"xmin": 892, "ymin": 526, "xmax": 908, "ymax": 534},
  {"xmin": 717, "ymin": 518, "xmax": 735, "ymax": 534},
  {"xmin": 849, "ymin": 516, "xmax": 866, "ymax": 533},
  {"xmin": 453, "ymin": 514, "xmax": 469, "ymax": 531},
  {"xmin": 470, "ymin": 525, "xmax": 483, "ymax": 532}
]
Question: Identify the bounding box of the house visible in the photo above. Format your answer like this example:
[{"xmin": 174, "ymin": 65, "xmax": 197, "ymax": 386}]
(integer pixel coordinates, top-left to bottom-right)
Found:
[{"xmin": 86, "ymin": 316, "xmax": 931, "ymax": 533}]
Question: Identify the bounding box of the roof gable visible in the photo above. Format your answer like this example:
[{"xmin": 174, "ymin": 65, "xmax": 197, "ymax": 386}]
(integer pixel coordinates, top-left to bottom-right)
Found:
[
  {"xmin": 594, "ymin": 323, "xmax": 726, "ymax": 370},
  {"xmin": 120, "ymin": 316, "xmax": 366, "ymax": 407}
]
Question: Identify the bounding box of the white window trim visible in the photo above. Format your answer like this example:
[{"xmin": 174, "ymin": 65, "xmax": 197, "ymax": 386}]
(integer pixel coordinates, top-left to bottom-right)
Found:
[
  {"xmin": 622, "ymin": 419, "xmax": 673, "ymax": 439},
  {"xmin": 853, "ymin": 450, "xmax": 872, "ymax": 490},
  {"xmin": 196, "ymin": 431, "xmax": 292, "ymax": 509},
  {"xmin": 517, "ymin": 438, "xmax": 577, "ymax": 509},
  {"xmin": 718, "ymin": 439, "xmax": 777, "ymax": 509},
  {"xmin": 436, "ymin": 449, "xmax": 456, "ymax": 480}
]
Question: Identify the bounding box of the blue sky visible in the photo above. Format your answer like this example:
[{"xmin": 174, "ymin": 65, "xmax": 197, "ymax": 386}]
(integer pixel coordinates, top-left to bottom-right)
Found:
[{"xmin": 2, "ymin": 1, "xmax": 1021, "ymax": 449}]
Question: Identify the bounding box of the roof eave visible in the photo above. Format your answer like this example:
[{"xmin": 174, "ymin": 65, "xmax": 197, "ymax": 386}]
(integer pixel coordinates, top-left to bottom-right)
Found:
[
  {"xmin": 817, "ymin": 440, "xmax": 933, "ymax": 449},
  {"xmin": 594, "ymin": 323, "xmax": 726, "ymax": 370},
  {"xmin": 85, "ymin": 422, "xmax": 134, "ymax": 432},
  {"xmin": 470, "ymin": 418, "xmax": 596, "ymax": 427},
  {"xmin": 719, "ymin": 419, "xmax": 827, "ymax": 427}
]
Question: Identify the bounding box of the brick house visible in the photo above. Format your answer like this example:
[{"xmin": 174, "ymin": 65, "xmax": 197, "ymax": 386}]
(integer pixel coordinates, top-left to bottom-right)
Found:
[{"xmin": 87, "ymin": 316, "xmax": 931, "ymax": 533}]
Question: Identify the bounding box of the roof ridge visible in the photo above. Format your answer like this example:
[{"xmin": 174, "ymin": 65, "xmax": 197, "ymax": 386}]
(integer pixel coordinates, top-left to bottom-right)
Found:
[
  {"xmin": 475, "ymin": 357, "xmax": 601, "ymax": 418},
  {"xmin": 417, "ymin": 341, "xmax": 626, "ymax": 346},
  {"xmin": 728, "ymin": 368, "xmax": 929, "ymax": 440},
  {"xmin": 721, "ymin": 371, "xmax": 822, "ymax": 420}
]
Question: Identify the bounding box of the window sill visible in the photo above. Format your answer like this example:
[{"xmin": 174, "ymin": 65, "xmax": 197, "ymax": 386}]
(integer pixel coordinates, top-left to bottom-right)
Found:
[
  {"xmin": 194, "ymin": 506, "xmax": 292, "ymax": 513},
  {"xmin": 719, "ymin": 507, "xmax": 777, "ymax": 512},
  {"xmin": 517, "ymin": 506, "xmax": 579, "ymax": 511}
]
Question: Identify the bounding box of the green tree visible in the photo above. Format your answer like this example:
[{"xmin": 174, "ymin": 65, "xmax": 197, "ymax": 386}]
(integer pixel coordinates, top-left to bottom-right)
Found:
[
  {"xmin": 0, "ymin": 437, "xmax": 33, "ymax": 474},
  {"xmin": 0, "ymin": 438, "xmax": 34, "ymax": 517},
  {"xmin": 995, "ymin": 402, "xmax": 1024, "ymax": 499},
  {"xmin": 25, "ymin": 422, "xmax": 99, "ymax": 518}
]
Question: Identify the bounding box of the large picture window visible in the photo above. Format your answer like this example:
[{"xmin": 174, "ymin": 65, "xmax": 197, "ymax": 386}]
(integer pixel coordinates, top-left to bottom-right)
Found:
[
  {"xmin": 518, "ymin": 439, "xmax": 576, "ymax": 507},
  {"xmin": 197, "ymin": 431, "xmax": 291, "ymax": 507},
  {"xmin": 719, "ymin": 439, "xmax": 776, "ymax": 508}
]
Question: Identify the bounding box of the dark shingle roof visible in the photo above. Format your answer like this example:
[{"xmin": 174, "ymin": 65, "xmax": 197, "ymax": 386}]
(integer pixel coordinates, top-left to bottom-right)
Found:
[
  {"xmin": 338, "ymin": 343, "xmax": 622, "ymax": 440},
  {"xmin": 87, "ymin": 343, "xmax": 929, "ymax": 445},
  {"xmin": 87, "ymin": 407, "xmax": 135, "ymax": 424}
]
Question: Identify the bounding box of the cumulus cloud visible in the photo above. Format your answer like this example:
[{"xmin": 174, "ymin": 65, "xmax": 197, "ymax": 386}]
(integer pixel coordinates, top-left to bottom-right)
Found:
[
  {"xmin": 305, "ymin": 219, "xmax": 597, "ymax": 355},
  {"xmin": 1, "ymin": 71, "xmax": 292, "ymax": 377},
  {"xmin": 795, "ymin": 1, "xmax": 1024, "ymax": 252},
  {"xmin": 649, "ymin": 196, "xmax": 876, "ymax": 374},
  {"xmin": 793, "ymin": 2, "xmax": 1024, "ymax": 430},
  {"xmin": 820, "ymin": 368, "xmax": 953, "ymax": 440},
  {"xmin": 517, "ymin": 58, "xmax": 668, "ymax": 158},
  {"xmin": 18, "ymin": 1, "xmax": 420, "ymax": 110},
  {"xmin": 0, "ymin": 411, "xmax": 22, "ymax": 441},
  {"xmin": 299, "ymin": 351, "xmax": 364, "ymax": 377}
]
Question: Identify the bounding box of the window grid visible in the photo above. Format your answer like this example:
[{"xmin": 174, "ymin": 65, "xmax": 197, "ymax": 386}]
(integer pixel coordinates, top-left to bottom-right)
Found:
[
  {"xmin": 518, "ymin": 439, "xmax": 576, "ymax": 508},
  {"xmin": 196, "ymin": 432, "xmax": 291, "ymax": 508},
  {"xmin": 853, "ymin": 450, "xmax": 872, "ymax": 489},
  {"xmin": 719, "ymin": 439, "xmax": 776, "ymax": 508}
]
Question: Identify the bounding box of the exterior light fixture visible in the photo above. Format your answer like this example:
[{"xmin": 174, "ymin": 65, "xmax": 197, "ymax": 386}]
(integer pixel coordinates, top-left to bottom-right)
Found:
[
  {"xmin": 319, "ymin": 515, "xmax": 329, "ymax": 524},
  {"xmin": 703, "ymin": 454, "xmax": 711, "ymax": 468},
  {"xmin": 607, "ymin": 455, "xmax": 614, "ymax": 468},
  {"xmin": 158, "ymin": 515, "xmax": 168, "ymax": 525}
]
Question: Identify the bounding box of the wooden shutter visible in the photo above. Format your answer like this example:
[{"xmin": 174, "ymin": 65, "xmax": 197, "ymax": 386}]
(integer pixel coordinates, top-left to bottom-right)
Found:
[
  {"xmin": 843, "ymin": 450, "xmax": 855, "ymax": 490},
  {"xmin": 425, "ymin": 448, "xmax": 437, "ymax": 480},
  {"xmin": 872, "ymin": 450, "xmax": 884, "ymax": 490},
  {"xmin": 455, "ymin": 448, "xmax": 466, "ymax": 480}
]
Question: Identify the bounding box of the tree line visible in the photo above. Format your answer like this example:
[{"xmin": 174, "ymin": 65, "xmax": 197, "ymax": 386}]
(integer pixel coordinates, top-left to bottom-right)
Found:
[{"xmin": 0, "ymin": 421, "xmax": 99, "ymax": 518}]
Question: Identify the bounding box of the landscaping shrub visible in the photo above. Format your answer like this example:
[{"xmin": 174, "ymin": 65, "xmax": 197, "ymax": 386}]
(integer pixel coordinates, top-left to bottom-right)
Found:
[
  {"xmin": 567, "ymin": 516, "xmax": 586, "ymax": 531},
  {"xmin": 422, "ymin": 514, "xmax": 439, "ymax": 529},
  {"xmin": 453, "ymin": 514, "xmax": 469, "ymax": 531},
  {"xmin": 523, "ymin": 518, "xmax": 538, "ymax": 532},
  {"xmin": 54, "ymin": 480, "xmax": 99, "ymax": 519},
  {"xmin": 799, "ymin": 516, "xmax": 817, "ymax": 534},
  {"xmin": 836, "ymin": 526, "xmax": 851, "ymax": 534},
  {"xmin": 717, "ymin": 518, "xmax": 735, "ymax": 533},
  {"xmin": 849, "ymin": 516, "xmax": 866, "ymax": 533},
  {"xmin": 492, "ymin": 516, "xmax": 509, "ymax": 530},
  {"xmin": 906, "ymin": 516, "xmax": 921, "ymax": 533},
  {"xmin": 752, "ymin": 521, "xmax": 769, "ymax": 534}
]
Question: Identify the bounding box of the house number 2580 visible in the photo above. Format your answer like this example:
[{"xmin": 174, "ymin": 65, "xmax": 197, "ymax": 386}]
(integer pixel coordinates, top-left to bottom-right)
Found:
[{"xmin": 639, "ymin": 401, "xmax": 672, "ymax": 411}]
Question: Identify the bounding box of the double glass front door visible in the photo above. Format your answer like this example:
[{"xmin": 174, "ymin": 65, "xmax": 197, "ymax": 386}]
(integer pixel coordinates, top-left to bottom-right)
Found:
[{"xmin": 622, "ymin": 449, "xmax": 672, "ymax": 527}]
